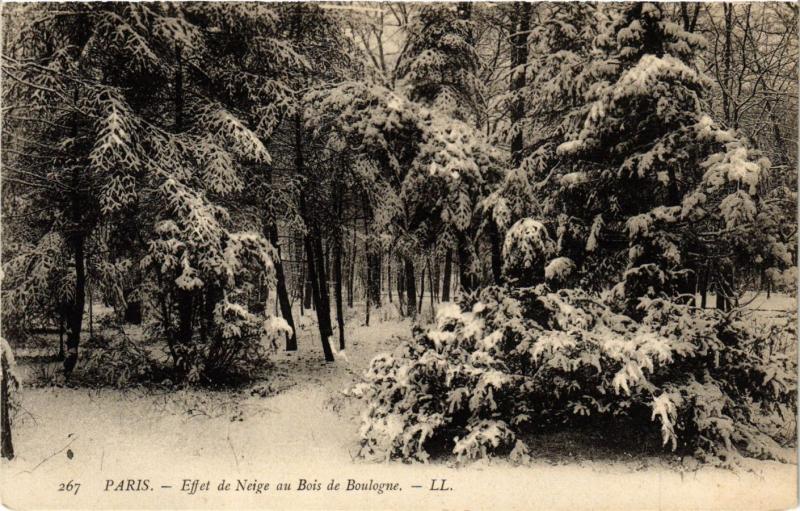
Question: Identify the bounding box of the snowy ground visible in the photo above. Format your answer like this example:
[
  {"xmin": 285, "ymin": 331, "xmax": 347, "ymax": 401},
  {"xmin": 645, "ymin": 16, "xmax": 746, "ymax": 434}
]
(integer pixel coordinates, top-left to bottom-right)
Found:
[{"xmin": 2, "ymin": 298, "xmax": 797, "ymax": 510}]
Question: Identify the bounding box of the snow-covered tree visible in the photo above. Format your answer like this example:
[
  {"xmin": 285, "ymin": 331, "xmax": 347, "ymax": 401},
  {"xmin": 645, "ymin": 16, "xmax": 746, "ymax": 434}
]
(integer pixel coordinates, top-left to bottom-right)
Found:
[
  {"xmin": 481, "ymin": 2, "xmax": 791, "ymax": 315},
  {"xmin": 2, "ymin": 3, "xmax": 294, "ymax": 380},
  {"xmin": 306, "ymin": 80, "xmax": 500, "ymax": 316}
]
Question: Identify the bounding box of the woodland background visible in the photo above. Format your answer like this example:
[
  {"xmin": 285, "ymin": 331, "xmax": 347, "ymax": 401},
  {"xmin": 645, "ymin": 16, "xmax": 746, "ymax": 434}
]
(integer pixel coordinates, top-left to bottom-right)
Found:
[{"xmin": 0, "ymin": 1, "xmax": 797, "ymax": 473}]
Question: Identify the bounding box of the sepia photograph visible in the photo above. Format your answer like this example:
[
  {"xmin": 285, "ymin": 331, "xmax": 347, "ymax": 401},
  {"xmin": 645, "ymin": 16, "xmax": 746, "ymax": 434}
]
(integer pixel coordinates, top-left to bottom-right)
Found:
[{"xmin": 0, "ymin": 1, "xmax": 797, "ymax": 509}]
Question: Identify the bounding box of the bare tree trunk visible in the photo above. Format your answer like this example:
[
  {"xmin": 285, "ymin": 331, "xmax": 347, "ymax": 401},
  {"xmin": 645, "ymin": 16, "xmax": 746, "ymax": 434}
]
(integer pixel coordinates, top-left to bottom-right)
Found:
[
  {"xmin": 700, "ymin": 261, "xmax": 709, "ymax": 308},
  {"xmin": 304, "ymin": 231, "xmax": 334, "ymax": 362},
  {"xmin": 1, "ymin": 351, "xmax": 13, "ymax": 460},
  {"xmin": 405, "ymin": 258, "xmax": 417, "ymax": 318},
  {"xmin": 63, "ymin": 170, "xmax": 87, "ymax": 378},
  {"xmin": 268, "ymin": 224, "xmax": 297, "ymax": 350},
  {"xmin": 721, "ymin": 3, "xmax": 733, "ymax": 126},
  {"xmin": 417, "ymin": 263, "xmax": 425, "ymax": 315},
  {"xmin": 334, "ymin": 228, "xmax": 345, "ymax": 350},
  {"xmin": 347, "ymin": 224, "xmax": 356, "ymax": 308},
  {"xmin": 58, "ymin": 309, "xmax": 65, "ymax": 361},
  {"xmin": 428, "ymin": 258, "xmax": 435, "ymax": 317},
  {"xmin": 296, "ymin": 112, "xmax": 333, "ymax": 362},
  {"xmin": 387, "ymin": 257, "xmax": 393, "ymax": 304},
  {"xmin": 397, "ymin": 261, "xmax": 405, "ymax": 317},
  {"xmin": 363, "ymin": 201, "xmax": 371, "ymax": 326},
  {"xmin": 304, "ymin": 279, "xmax": 313, "ymax": 310},
  {"xmin": 368, "ymin": 253, "xmax": 382, "ymax": 307},
  {"xmin": 488, "ymin": 222, "xmax": 503, "ymax": 285},
  {"xmin": 88, "ymin": 287, "xmax": 93, "ymax": 339},
  {"xmin": 457, "ymin": 235, "xmax": 476, "ymax": 294},
  {"xmin": 333, "ymin": 185, "xmax": 346, "ymax": 350},
  {"xmin": 442, "ymin": 249, "xmax": 452, "ymax": 302},
  {"xmin": 313, "ymin": 234, "xmax": 333, "ymax": 339},
  {"xmin": 63, "ymin": 43, "xmax": 90, "ymax": 377},
  {"xmin": 432, "ymin": 256, "xmax": 439, "ymax": 303}
]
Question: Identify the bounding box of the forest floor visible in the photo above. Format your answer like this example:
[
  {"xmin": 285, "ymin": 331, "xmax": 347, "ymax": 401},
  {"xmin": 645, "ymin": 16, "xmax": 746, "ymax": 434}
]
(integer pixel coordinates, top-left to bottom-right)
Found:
[{"xmin": 1, "ymin": 295, "xmax": 797, "ymax": 510}]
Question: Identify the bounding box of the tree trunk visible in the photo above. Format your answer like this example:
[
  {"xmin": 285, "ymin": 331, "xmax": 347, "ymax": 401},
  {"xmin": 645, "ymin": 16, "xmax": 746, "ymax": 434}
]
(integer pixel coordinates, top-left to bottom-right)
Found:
[
  {"xmin": 296, "ymin": 112, "xmax": 333, "ymax": 362},
  {"xmin": 1, "ymin": 351, "xmax": 13, "ymax": 460},
  {"xmin": 314, "ymin": 235, "xmax": 333, "ymax": 339},
  {"xmin": 58, "ymin": 309, "xmax": 65, "ymax": 361},
  {"xmin": 442, "ymin": 249, "xmax": 452, "ymax": 301},
  {"xmin": 63, "ymin": 226, "xmax": 86, "ymax": 377},
  {"xmin": 700, "ymin": 262, "xmax": 709, "ymax": 308},
  {"xmin": 334, "ymin": 227, "xmax": 345, "ymax": 350},
  {"xmin": 88, "ymin": 288, "xmax": 93, "ymax": 339},
  {"xmin": 387, "ymin": 258, "xmax": 393, "ymax": 304},
  {"xmin": 304, "ymin": 279, "xmax": 313, "ymax": 310},
  {"xmin": 418, "ymin": 263, "xmax": 425, "ymax": 314},
  {"xmin": 362, "ymin": 203, "xmax": 371, "ymax": 326},
  {"xmin": 457, "ymin": 235, "xmax": 476, "ymax": 294},
  {"xmin": 333, "ymin": 185, "xmax": 346, "ymax": 350},
  {"xmin": 432, "ymin": 257, "xmax": 439, "ymax": 303},
  {"xmin": 405, "ymin": 258, "xmax": 417, "ymax": 318},
  {"xmin": 715, "ymin": 268, "xmax": 731, "ymax": 312},
  {"xmin": 509, "ymin": 1, "xmax": 531, "ymax": 166},
  {"xmin": 268, "ymin": 224, "xmax": 297, "ymax": 351},
  {"xmin": 488, "ymin": 221, "xmax": 503, "ymax": 285},
  {"xmin": 397, "ymin": 263, "xmax": 405, "ymax": 317},
  {"xmin": 721, "ymin": 3, "xmax": 734, "ymax": 126},
  {"xmin": 428, "ymin": 258, "xmax": 435, "ymax": 316},
  {"xmin": 347, "ymin": 225, "xmax": 356, "ymax": 308},
  {"xmin": 63, "ymin": 47, "xmax": 90, "ymax": 377},
  {"xmin": 368, "ymin": 253, "xmax": 382, "ymax": 308},
  {"xmin": 304, "ymin": 232, "xmax": 334, "ymax": 362}
]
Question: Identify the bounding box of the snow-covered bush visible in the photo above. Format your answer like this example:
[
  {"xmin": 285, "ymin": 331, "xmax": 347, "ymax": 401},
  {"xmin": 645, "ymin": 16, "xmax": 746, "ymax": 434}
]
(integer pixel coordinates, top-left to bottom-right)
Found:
[
  {"xmin": 176, "ymin": 304, "xmax": 290, "ymax": 385},
  {"xmin": 501, "ymin": 219, "xmax": 555, "ymax": 286},
  {"xmin": 78, "ymin": 332, "xmax": 164, "ymax": 387},
  {"xmin": 354, "ymin": 284, "xmax": 796, "ymax": 466}
]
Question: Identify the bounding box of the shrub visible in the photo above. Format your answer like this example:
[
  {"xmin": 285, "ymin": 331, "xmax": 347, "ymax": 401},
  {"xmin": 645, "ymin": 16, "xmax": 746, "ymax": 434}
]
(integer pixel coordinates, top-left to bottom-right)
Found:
[
  {"xmin": 171, "ymin": 303, "xmax": 290, "ymax": 385},
  {"xmin": 353, "ymin": 284, "xmax": 796, "ymax": 466},
  {"xmin": 78, "ymin": 331, "xmax": 165, "ymax": 387}
]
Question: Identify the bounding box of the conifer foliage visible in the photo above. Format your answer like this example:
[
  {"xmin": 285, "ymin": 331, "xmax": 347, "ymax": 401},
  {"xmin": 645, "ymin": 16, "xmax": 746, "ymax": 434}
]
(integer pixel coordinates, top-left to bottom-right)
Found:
[
  {"xmin": 353, "ymin": 2, "xmax": 797, "ymax": 466},
  {"xmin": 0, "ymin": 1, "xmax": 795, "ymax": 467}
]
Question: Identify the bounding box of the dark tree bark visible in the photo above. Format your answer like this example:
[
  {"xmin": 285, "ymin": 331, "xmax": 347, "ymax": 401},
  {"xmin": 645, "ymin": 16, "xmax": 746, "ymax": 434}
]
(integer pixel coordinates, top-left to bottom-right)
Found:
[
  {"xmin": 428, "ymin": 258, "xmax": 435, "ymax": 316},
  {"xmin": 168, "ymin": 44, "xmax": 197, "ymax": 375},
  {"xmin": 442, "ymin": 249, "xmax": 452, "ymax": 302},
  {"xmin": 268, "ymin": 224, "xmax": 298, "ymax": 351},
  {"xmin": 396, "ymin": 262, "xmax": 405, "ymax": 317},
  {"xmin": 432, "ymin": 257, "xmax": 439, "ymax": 303},
  {"xmin": 347, "ymin": 224, "xmax": 356, "ymax": 308},
  {"xmin": 489, "ymin": 1, "xmax": 531, "ymax": 286},
  {"xmin": 700, "ymin": 262, "xmax": 709, "ymax": 308},
  {"xmin": 58, "ymin": 309, "xmax": 65, "ymax": 361},
  {"xmin": 296, "ymin": 113, "xmax": 333, "ymax": 361},
  {"xmin": 1, "ymin": 351, "xmax": 14, "ymax": 460},
  {"xmin": 303, "ymin": 278, "xmax": 313, "ymax": 310},
  {"xmin": 715, "ymin": 269, "xmax": 731, "ymax": 312},
  {"xmin": 457, "ymin": 235, "xmax": 476, "ymax": 294},
  {"xmin": 63, "ymin": 121, "xmax": 87, "ymax": 377},
  {"xmin": 314, "ymin": 235, "xmax": 333, "ymax": 340},
  {"xmin": 334, "ymin": 233, "xmax": 345, "ymax": 350},
  {"xmin": 488, "ymin": 221, "xmax": 503, "ymax": 285},
  {"xmin": 304, "ymin": 231, "xmax": 334, "ymax": 362},
  {"xmin": 333, "ymin": 185, "xmax": 346, "ymax": 350},
  {"xmin": 404, "ymin": 258, "xmax": 417, "ymax": 318},
  {"xmin": 387, "ymin": 257, "xmax": 393, "ymax": 304},
  {"xmin": 363, "ymin": 200, "xmax": 371, "ymax": 326},
  {"xmin": 680, "ymin": 3, "xmax": 700, "ymax": 32},
  {"xmin": 509, "ymin": 1, "xmax": 530, "ymax": 164},
  {"xmin": 417, "ymin": 263, "xmax": 425, "ymax": 314},
  {"xmin": 368, "ymin": 253, "xmax": 382, "ymax": 307}
]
